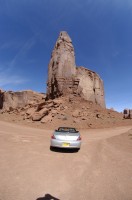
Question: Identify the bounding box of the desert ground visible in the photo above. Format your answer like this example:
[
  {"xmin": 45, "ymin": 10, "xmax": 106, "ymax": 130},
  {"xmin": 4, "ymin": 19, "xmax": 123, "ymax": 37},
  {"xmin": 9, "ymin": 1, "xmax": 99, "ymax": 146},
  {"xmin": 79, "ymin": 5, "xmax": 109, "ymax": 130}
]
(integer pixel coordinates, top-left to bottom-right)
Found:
[{"xmin": 0, "ymin": 120, "xmax": 132, "ymax": 200}]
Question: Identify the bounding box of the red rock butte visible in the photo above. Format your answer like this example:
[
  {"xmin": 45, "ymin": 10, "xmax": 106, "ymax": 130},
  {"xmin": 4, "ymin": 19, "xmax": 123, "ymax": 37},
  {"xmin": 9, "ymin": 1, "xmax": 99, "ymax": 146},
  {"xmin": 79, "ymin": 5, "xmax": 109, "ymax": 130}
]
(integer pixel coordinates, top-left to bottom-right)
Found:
[{"xmin": 46, "ymin": 31, "xmax": 105, "ymax": 108}]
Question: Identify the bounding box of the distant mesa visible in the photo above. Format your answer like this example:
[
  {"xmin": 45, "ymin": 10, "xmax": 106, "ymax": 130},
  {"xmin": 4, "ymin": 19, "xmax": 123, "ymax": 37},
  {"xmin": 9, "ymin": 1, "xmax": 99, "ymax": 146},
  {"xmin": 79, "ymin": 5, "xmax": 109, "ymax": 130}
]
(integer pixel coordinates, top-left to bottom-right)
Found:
[
  {"xmin": 123, "ymin": 109, "xmax": 132, "ymax": 119},
  {"xmin": 46, "ymin": 31, "xmax": 105, "ymax": 108}
]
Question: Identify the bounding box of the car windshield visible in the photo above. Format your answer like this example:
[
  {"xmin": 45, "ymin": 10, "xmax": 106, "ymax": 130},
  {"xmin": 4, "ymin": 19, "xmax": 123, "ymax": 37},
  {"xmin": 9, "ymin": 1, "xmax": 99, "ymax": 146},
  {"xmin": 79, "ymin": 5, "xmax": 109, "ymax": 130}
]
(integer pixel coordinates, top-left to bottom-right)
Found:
[{"xmin": 58, "ymin": 127, "xmax": 77, "ymax": 133}]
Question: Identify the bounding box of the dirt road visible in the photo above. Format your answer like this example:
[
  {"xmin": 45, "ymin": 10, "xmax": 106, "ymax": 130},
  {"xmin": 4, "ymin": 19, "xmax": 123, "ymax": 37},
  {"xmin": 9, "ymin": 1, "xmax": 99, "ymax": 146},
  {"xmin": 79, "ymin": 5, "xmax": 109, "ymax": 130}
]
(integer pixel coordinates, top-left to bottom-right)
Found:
[{"xmin": 0, "ymin": 121, "xmax": 132, "ymax": 200}]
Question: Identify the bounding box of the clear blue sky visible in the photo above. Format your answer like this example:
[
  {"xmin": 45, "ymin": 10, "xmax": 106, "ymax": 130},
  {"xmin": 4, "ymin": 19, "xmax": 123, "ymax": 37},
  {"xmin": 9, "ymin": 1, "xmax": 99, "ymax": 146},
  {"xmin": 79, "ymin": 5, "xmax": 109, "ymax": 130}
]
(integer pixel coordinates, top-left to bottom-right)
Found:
[{"xmin": 0, "ymin": 0, "xmax": 132, "ymax": 111}]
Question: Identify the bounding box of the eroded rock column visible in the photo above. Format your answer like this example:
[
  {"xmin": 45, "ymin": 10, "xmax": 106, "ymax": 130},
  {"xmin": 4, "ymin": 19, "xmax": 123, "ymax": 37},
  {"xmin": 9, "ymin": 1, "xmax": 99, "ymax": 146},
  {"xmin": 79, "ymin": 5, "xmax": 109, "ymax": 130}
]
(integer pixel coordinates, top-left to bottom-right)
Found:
[{"xmin": 47, "ymin": 31, "xmax": 76, "ymax": 99}]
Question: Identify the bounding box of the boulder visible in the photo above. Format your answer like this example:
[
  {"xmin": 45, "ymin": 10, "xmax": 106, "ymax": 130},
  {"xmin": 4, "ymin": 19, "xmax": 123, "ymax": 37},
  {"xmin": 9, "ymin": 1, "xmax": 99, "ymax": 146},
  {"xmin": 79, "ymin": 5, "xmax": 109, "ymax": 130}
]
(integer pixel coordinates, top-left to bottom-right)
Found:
[
  {"xmin": 36, "ymin": 102, "xmax": 46, "ymax": 111},
  {"xmin": 26, "ymin": 107, "xmax": 37, "ymax": 115},
  {"xmin": 32, "ymin": 112, "xmax": 43, "ymax": 121},
  {"xmin": 41, "ymin": 115, "xmax": 52, "ymax": 123},
  {"xmin": 32, "ymin": 108, "xmax": 49, "ymax": 121},
  {"xmin": 38, "ymin": 108, "xmax": 49, "ymax": 115}
]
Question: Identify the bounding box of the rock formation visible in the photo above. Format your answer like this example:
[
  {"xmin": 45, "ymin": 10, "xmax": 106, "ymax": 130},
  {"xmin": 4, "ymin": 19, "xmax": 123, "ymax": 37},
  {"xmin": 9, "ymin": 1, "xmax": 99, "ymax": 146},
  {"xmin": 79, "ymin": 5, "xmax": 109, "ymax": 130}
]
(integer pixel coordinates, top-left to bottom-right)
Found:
[
  {"xmin": 0, "ymin": 90, "xmax": 45, "ymax": 111},
  {"xmin": 46, "ymin": 31, "xmax": 77, "ymax": 99},
  {"xmin": 123, "ymin": 109, "xmax": 132, "ymax": 119},
  {"xmin": 76, "ymin": 67, "xmax": 105, "ymax": 106},
  {"xmin": 46, "ymin": 31, "xmax": 105, "ymax": 108},
  {"xmin": 0, "ymin": 89, "xmax": 4, "ymax": 109}
]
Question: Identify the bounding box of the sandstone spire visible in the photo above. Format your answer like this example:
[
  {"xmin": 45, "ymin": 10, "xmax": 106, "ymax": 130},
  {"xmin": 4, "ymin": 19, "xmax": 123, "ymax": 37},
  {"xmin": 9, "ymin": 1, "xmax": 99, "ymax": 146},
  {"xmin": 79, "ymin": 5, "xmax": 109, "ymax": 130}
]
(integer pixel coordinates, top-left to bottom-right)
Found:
[
  {"xmin": 46, "ymin": 31, "xmax": 105, "ymax": 108},
  {"xmin": 47, "ymin": 31, "xmax": 76, "ymax": 99}
]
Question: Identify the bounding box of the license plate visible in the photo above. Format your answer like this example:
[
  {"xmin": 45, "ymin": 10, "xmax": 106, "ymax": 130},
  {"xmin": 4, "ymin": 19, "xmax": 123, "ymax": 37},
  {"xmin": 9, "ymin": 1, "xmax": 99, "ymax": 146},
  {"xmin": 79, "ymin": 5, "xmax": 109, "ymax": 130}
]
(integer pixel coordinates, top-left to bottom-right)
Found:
[{"xmin": 62, "ymin": 143, "xmax": 70, "ymax": 147}]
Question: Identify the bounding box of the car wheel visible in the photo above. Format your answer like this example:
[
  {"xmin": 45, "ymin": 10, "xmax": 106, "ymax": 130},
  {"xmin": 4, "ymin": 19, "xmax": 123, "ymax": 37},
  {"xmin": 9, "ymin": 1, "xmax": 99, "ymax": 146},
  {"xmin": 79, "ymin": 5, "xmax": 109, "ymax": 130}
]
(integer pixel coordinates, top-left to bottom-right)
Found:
[{"xmin": 50, "ymin": 146, "xmax": 55, "ymax": 151}]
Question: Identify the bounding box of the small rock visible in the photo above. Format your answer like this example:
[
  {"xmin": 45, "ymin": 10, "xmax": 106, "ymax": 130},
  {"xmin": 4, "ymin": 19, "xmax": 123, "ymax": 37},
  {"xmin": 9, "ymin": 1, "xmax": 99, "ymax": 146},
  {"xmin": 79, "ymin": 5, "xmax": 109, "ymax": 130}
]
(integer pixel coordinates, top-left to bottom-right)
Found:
[
  {"xmin": 57, "ymin": 114, "xmax": 67, "ymax": 120},
  {"xmin": 73, "ymin": 118, "xmax": 80, "ymax": 123},
  {"xmin": 81, "ymin": 117, "xmax": 87, "ymax": 120},
  {"xmin": 96, "ymin": 113, "xmax": 101, "ymax": 118},
  {"xmin": 72, "ymin": 110, "xmax": 80, "ymax": 118}
]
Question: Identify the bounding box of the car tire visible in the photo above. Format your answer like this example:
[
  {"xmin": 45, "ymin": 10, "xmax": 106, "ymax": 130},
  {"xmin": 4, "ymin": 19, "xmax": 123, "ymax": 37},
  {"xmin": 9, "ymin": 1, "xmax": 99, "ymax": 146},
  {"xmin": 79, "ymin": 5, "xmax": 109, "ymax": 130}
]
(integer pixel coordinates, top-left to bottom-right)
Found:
[{"xmin": 50, "ymin": 146, "xmax": 55, "ymax": 151}]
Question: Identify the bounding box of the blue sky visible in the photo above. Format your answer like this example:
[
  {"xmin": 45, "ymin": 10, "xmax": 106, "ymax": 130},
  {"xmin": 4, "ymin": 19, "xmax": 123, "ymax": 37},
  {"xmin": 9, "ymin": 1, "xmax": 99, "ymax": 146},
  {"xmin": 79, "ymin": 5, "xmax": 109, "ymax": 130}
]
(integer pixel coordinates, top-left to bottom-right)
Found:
[{"xmin": 0, "ymin": 0, "xmax": 132, "ymax": 111}]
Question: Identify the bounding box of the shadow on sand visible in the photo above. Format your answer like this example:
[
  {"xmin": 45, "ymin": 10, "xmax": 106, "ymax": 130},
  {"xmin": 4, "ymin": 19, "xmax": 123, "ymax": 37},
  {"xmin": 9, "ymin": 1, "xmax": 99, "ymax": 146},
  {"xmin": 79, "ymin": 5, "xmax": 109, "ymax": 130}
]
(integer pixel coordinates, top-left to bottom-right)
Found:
[
  {"xmin": 36, "ymin": 194, "xmax": 60, "ymax": 200},
  {"xmin": 50, "ymin": 146, "xmax": 79, "ymax": 153}
]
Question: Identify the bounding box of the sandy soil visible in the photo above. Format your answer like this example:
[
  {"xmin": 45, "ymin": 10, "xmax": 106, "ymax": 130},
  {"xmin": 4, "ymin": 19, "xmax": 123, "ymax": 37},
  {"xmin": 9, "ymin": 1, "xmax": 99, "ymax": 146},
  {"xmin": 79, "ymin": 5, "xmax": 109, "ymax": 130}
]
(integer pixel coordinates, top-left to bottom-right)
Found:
[{"xmin": 0, "ymin": 121, "xmax": 132, "ymax": 200}]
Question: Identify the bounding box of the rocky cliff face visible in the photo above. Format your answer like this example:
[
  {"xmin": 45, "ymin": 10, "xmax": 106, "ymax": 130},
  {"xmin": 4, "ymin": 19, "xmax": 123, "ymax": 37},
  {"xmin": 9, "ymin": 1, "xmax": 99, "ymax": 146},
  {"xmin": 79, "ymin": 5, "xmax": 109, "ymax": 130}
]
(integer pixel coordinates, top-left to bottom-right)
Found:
[
  {"xmin": 0, "ymin": 90, "xmax": 45, "ymax": 111},
  {"xmin": 0, "ymin": 89, "xmax": 4, "ymax": 109},
  {"xmin": 123, "ymin": 109, "xmax": 132, "ymax": 119},
  {"xmin": 76, "ymin": 67, "xmax": 105, "ymax": 108},
  {"xmin": 47, "ymin": 31, "xmax": 105, "ymax": 108}
]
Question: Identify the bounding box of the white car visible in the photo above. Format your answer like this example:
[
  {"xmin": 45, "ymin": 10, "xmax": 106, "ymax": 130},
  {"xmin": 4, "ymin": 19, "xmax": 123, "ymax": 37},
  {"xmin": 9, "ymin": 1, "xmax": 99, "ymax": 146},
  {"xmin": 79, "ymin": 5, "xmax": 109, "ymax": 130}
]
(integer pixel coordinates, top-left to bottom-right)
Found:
[{"xmin": 50, "ymin": 127, "xmax": 81, "ymax": 150}]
